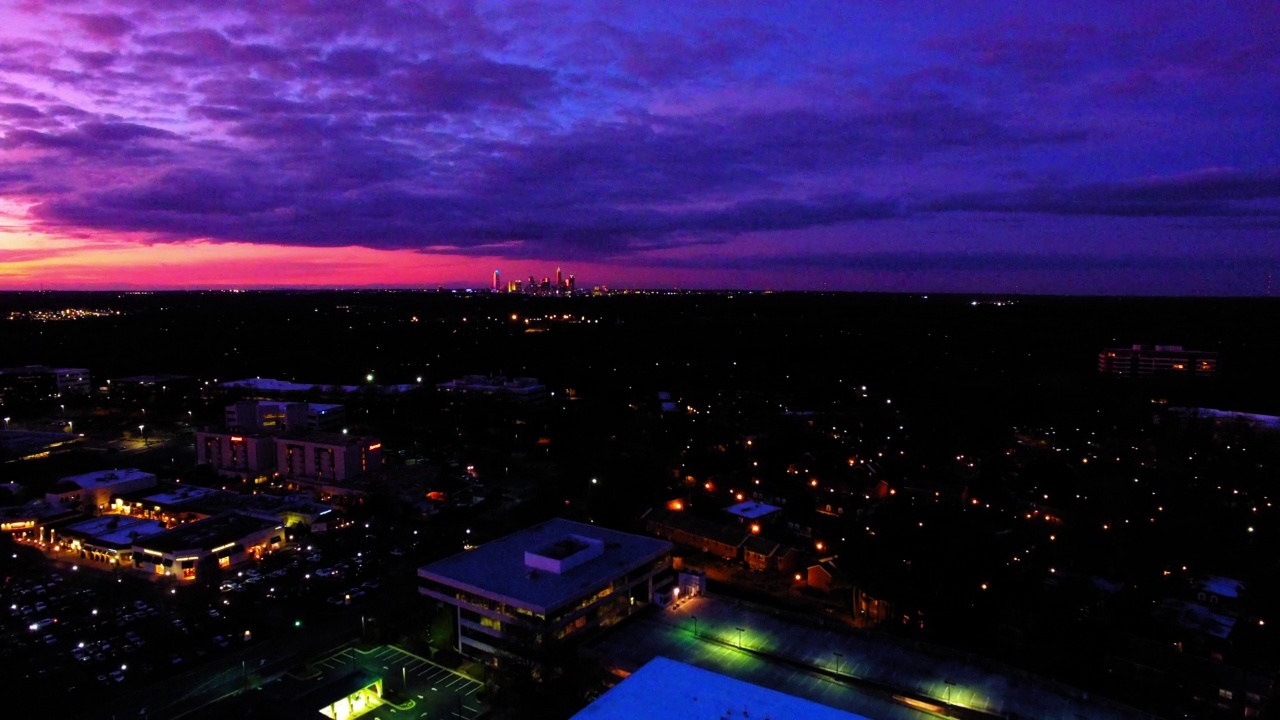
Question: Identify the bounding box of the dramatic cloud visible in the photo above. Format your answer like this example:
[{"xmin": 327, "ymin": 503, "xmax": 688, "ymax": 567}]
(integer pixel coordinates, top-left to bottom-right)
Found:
[{"xmin": 0, "ymin": 1, "xmax": 1277, "ymax": 291}]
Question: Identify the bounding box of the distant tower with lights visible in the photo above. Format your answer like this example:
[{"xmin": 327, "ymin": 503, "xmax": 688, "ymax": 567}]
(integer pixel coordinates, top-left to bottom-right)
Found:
[
  {"xmin": 555, "ymin": 267, "xmax": 563, "ymax": 292},
  {"xmin": 493, "ymin": 269, "xmax": 501, "ymax": 292}
]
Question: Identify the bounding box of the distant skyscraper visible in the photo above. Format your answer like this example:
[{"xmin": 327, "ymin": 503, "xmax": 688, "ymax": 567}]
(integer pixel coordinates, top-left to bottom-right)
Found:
[
  {"xmin": 493, "ymin": 269, "xmax": 501, "ymax": 292},
  {"xmin": 556, "ymin": 267, "xmax": 563, "ymax": 290},
  {"xmin": 568, "ymin": 274, "xmax": 576, "ymax": 292}
]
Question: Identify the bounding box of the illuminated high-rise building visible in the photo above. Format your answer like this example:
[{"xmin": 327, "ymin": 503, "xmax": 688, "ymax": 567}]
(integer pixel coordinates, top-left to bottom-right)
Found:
[
  {"xmin": 493, "ymin": 269, "xmax": 501, "ymax": 292},
  {"xmin": 556, "ymin": 267, "xmax": 563, "ymax": 289}
]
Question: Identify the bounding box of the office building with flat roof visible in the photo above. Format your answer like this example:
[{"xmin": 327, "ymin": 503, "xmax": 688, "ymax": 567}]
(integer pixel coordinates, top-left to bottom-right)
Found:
[
  {"xmin": 418, "ymin": 518, "xmax": 673, "ymax": 677},
  {"xmin": 0, "ymin": 365, "xmax": 90, "ymax": 402}
]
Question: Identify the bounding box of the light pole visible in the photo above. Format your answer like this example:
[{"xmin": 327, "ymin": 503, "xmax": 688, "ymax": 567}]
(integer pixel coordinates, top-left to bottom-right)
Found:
[
  {"xmin": 944, "ymin": 679, "xmax": 956, "ymax": 704},
  {"xmin": 403, "ymin": 665, "xmax": 407, "ymax": 690},
  {"xmin": 735, "ymin": 627, "xmax": 744, "ymax": 649},
  {"xmin": 3, "ymin": 417, "xmax": 8, "ymax": 431},
  {"xmin": 833, "ymin": 651, "xmax": 844, "ymax": 674},
  {"xmin": 139, "ymin": 425, "xmax": 147, "ymax": 446},
  {"xmin": 691, "ymin": 615, "xmax": 698, "ymax": 638}
]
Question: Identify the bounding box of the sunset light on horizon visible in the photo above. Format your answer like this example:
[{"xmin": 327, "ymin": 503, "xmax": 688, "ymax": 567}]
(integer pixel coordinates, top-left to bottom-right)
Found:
[{"xmin": 1, "ymin": 2, "xmax": 1277, "ymax": 293}]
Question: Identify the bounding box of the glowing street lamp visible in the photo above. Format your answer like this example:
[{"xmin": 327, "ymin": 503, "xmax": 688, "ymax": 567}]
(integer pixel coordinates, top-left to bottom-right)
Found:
[{"xmin": 735, "ymin": 626, "xmax": 745, "ymax": 649}]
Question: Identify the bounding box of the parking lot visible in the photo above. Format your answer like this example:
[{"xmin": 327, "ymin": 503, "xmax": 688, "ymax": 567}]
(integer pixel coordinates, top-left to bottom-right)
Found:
[{"xmin": 317, "ymin": 644, "xmax": 485, "ymax": 720}]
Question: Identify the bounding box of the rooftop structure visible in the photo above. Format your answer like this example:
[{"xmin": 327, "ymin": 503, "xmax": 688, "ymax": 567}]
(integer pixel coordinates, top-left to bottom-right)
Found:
[
  {"xmin": 61, "ymin": 515, "xmax": 169, "ymax": 549},
  {"xmin": 572, "ymin": 656, "xmax": 869, "ymax": 720},
  {"xmin": 138, "ymin": 485, "xmax": 222, "ymax": 507}
]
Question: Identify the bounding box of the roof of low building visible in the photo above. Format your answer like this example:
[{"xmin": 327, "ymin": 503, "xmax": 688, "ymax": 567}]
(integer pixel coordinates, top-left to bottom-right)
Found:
[
  {"xmin": 572, "ymin": 656, "xmax": 870, "ymax": 720},
  {"xmin": 133, "ymin": 512, "xmax": 279, "ymax": 553}
]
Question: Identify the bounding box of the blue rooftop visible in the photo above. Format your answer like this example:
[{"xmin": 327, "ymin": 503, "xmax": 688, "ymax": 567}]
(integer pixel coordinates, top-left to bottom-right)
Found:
[{"xmin": 572, "ymin": 656, "xmax": 870, "ymax": 720}]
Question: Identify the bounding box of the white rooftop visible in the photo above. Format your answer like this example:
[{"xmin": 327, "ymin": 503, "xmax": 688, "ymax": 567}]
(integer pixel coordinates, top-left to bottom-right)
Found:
[
  {"xmin": 725, "ymin": 501, "xmax": 782, "ymax": 520},
  {"xmin": 572, "ymin": 656, "xmax": 870, "ymax": 720},
  {"xmin": 62, "ymin": 468, "xmax": 156, "ymax": 489}
]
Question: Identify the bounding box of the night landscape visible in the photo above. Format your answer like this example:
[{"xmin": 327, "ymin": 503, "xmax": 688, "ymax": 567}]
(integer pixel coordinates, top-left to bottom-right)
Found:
[{"xmin": 1, "ymin": 3, "xmax": 1278, "ymax": 720}]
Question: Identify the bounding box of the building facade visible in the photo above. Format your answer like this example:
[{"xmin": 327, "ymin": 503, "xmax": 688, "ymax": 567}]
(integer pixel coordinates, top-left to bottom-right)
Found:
[
  {"xmin": 0, "ymin": 365, "xmax": 90, "ymax": 403},
  {"xmin": 277, "ymin": 434, "xmax": 381, "ymax": 483},
  {"xmin": 225, "ymin": 400, "xmax": 345, "ymax": 433},
  {"xmin": 196, "ymin": 431, "xmax": 277, "ymax": 479},
  {"xmin": 1099, "ymin": 345, "xmax": 1218, "ymax": 377}
]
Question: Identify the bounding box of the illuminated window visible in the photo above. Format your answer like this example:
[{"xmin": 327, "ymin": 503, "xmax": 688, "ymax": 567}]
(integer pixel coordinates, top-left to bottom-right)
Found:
[{"xmin": 218, "ymin": 556, "xmax": 230, "ymax": 568}]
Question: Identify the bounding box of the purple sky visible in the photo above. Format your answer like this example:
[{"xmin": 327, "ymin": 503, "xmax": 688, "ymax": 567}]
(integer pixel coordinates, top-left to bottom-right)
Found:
[{"xmin": 1, "ymin": 1, "xmax": 1278, "ymax": 293}]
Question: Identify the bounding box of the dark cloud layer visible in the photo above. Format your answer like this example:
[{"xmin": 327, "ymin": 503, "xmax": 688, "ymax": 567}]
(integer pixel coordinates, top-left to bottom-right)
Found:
[{"xmin": 0, "ymin": 1, "xmax": 1278, "ymax": 281}]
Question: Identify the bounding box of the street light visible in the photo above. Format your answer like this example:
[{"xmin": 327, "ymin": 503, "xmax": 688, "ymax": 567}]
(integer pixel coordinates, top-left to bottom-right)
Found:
[
  {"xmin": 691, "ymin": 615, "xmax": 698, "ymax": 638},
  {"xmin": 735, "ymin": 627, "xmax": 744, "ymax": 649},
  {"xmin": 833, "ymin": 651, "xmax": 844, "ymax": 674},
  {"xmin": 3, "ymin": 417, "xmax": 8, "ymax": 431},
  {"xmin": 139, "ymin": 424, "xmax": 147, "ymax": 446}
]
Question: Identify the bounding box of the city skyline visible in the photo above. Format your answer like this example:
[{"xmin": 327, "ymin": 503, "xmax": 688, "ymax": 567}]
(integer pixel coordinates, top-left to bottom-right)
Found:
[{"xmin": 1, "ymin": 2, "xmax": 1278, "ymax": 294}]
